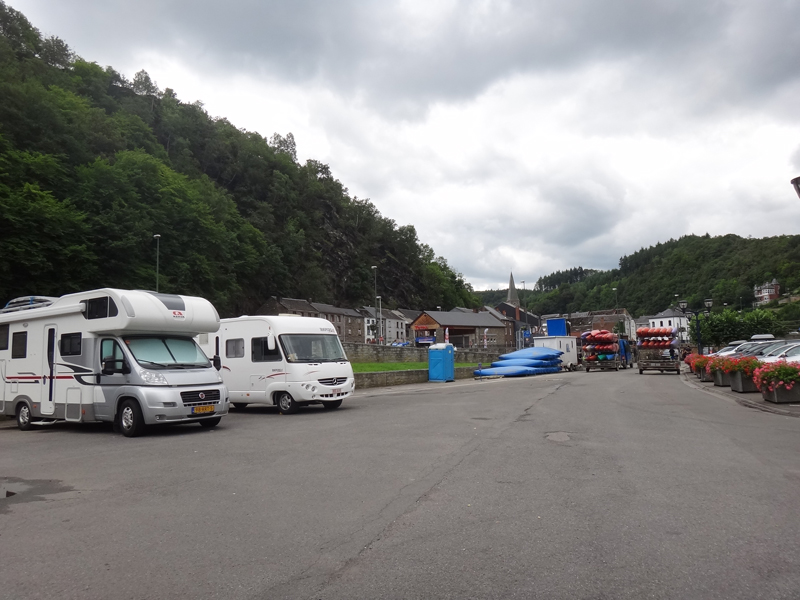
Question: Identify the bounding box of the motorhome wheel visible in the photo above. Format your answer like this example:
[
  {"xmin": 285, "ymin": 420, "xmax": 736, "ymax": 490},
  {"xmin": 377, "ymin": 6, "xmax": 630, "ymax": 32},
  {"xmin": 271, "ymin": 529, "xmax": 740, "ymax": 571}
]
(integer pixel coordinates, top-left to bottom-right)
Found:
[
  {"xmin": 277, "ymin": 392, "xmax": 298, "ymax": 414},
  {"xmin": 118, "ymin": 399, "xmax": 145, "ymax": 437},
  {"xmin": 199, "ymin": 417, "xmax": 222, "ymax": 428},
  {"xmin": 322, "ymin": 400, "xmax": 343, "ymax": 410},
  {"xmin": 16, "ymin": 401, "xmax": 33, "ymax": 431}
]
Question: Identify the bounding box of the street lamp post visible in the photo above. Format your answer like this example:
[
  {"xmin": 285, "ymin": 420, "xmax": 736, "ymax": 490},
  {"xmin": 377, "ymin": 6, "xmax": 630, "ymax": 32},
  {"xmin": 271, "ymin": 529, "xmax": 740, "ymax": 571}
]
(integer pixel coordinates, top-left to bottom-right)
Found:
[
  {"xmin": 153, "ymin": 234, "xmax": 161, "ymax": 293},
  {"xmin": 376, "ymin": 295, "xmax": 382, "ymax": 345},
  {"xmin": 612, "ymin": 287, "xmax": 618, "ymax": 309},
  {"xmin": 371, "ymin": 265, "xmax": 378, "ymax": 343},
  {"xmin": 678, "ymin": 298, "xmax": 713, "ymax": 355}
]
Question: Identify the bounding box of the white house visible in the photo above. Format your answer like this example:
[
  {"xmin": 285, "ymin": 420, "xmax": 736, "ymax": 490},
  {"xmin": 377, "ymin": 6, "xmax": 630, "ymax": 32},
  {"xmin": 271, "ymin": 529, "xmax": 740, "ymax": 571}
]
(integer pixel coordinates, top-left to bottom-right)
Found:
[{"xmin": 649, "ymin": 308, "xmax": 690, "ymax": 343}]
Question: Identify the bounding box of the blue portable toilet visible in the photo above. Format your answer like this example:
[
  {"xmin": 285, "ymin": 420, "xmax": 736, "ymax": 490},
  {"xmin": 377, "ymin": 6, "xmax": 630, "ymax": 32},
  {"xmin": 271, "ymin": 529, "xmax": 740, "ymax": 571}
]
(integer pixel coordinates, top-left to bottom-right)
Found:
[{"xmin": 428, "ymin": 343, "xmax": 455, "ymax": 382}]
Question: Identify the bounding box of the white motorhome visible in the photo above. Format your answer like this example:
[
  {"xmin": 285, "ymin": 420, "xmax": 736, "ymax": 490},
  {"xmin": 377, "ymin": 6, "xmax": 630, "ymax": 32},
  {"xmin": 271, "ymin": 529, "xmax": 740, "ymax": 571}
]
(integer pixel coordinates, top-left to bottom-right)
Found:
[
  {"xmin": 532, "ymin": 336, "xmax": 578, "ymax": 371},
  {"xmin": 198, "ymin": 315, "xmax": 354, "ymax": 414},
  {"xmin": 0, "ymin": 289, "xmax": 228, "ymax": 437}
]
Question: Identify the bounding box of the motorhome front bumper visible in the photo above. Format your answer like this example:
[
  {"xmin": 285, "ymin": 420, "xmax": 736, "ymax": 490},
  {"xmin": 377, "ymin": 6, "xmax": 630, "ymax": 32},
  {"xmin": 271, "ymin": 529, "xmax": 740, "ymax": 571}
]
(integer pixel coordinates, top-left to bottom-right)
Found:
[
  {"xmin": 288, "ymin": 378, "xmax": 355, "ymax": 402},
  {"xmin": 139, "ymin": 385, "xmax": 229, "ymax": 424}
]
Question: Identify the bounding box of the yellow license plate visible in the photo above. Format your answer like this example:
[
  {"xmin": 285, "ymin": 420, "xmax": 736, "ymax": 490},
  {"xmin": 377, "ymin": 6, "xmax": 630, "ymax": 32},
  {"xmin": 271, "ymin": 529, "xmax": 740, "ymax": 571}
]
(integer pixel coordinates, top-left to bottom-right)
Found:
[{"xmin": 193, "ymin": 405, "xmax": 214, "ymax": 414}]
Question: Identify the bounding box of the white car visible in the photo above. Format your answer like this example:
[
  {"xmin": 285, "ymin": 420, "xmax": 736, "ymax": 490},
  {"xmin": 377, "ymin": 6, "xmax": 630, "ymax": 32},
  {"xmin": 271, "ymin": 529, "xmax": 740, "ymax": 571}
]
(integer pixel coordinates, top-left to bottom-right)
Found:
[{"xmin": 759, "ymin": 344, "xmax": 800, "ymax": 364}]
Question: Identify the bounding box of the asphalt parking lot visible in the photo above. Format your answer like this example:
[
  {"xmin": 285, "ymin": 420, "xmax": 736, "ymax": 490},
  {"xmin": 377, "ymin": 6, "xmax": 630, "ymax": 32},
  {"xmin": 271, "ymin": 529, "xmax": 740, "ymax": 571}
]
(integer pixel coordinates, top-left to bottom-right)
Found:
[{"xmin": 2, "ymin": 371, "xmax": 800, "ymax": 599}]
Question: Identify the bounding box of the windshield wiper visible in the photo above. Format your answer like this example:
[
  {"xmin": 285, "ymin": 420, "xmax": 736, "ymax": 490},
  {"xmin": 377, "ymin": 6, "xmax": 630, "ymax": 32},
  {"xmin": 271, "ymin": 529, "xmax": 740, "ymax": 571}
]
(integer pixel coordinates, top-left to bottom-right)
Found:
[
  {"xmin": 137, "ymin": 359, "xmax": 168, "ymax": 367},
  {"xmin": 171, "ymin": 363, "xmax": 208, "ymax": 368}
]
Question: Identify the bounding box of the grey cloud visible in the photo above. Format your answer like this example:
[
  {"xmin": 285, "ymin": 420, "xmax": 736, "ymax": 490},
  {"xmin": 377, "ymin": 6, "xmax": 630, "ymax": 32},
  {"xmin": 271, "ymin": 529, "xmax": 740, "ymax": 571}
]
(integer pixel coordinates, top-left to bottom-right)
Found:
[{"xmin": 19, "ymin": 0, "xmax": 800, "ymax": 119}]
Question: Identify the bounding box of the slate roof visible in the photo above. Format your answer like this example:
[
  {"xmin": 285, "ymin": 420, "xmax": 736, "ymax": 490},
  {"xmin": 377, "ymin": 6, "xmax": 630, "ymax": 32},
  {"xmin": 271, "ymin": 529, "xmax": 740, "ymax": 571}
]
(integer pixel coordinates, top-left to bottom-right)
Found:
[
  {"xmin": 311, "ymin": 302, "xmax": 362, "ymax": 318},
  {"xmin": 276, "ymin": 297, "xmax": 316, "ymax": 313},
  {"xmin": 421, "ymin": 311, "xmax": 504, "ymax": 328},
  {"xmin": 652, "ymin": 308, "xmax": 684, "ymax": 319},
  {"xmin": 396, "ymin": 308, "xmax": 423, "ymax": 321}
]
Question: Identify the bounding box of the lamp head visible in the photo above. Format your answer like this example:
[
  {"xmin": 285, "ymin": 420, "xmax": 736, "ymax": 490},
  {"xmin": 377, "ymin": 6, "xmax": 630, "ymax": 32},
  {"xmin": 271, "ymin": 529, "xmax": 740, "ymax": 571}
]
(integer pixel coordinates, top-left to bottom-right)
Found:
[
  {"xmin": 153, "ymin": 234, "xmax": 161, "ymax": 239},
  {"xmin": 704, "ymin": 298, "xmax": 713, "ymax": 309},
  {"xmin": 678, "ymin": 299, "xmax": 688, "ymax": 310}
]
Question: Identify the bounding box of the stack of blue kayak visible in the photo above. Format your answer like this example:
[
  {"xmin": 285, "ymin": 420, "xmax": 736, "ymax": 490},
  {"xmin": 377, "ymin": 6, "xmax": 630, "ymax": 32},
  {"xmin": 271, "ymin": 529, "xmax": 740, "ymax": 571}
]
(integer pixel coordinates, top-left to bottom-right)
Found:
[{"xmin": 474, "ymin": 347, "xmax": 563, "ymax": 377}]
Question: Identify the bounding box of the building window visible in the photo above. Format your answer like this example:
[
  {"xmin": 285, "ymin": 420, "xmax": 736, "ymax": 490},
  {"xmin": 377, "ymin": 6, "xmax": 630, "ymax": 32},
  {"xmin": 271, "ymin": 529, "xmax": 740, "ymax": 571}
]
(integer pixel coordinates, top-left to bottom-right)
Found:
[{"xmin": 226, "ymin": 338, "xmax": 245, "ymax": 358}]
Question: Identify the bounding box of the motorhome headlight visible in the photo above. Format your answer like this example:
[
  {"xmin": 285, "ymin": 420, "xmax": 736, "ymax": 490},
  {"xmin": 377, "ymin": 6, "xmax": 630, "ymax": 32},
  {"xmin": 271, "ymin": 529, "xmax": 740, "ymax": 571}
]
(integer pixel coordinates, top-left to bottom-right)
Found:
[
  {"xmin": 139, "ymin": 369, "xmax": 168, "ymax": 385},
  {"xmin": 216, "ymin": 371, "xmax": 223, "ymax": 383}
]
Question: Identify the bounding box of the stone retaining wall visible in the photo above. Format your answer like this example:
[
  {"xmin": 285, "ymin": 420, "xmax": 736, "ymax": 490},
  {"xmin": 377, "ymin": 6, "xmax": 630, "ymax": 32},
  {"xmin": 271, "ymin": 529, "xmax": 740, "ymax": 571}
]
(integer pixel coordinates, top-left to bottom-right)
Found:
[
  {"xmin": 354, "ymin": 366, "xmax": 478, "ymax": 389},
  {"xmin": 343, "ymin": 342, "xmax": 501, "ymax": 365}
]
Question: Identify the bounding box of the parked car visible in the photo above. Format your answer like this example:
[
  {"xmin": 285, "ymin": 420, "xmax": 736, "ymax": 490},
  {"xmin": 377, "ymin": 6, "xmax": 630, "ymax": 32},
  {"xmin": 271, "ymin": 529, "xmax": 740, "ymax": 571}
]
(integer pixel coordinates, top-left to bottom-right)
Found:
[
  {"xmin": 710, "ymin": 340, "xmax": 748, "ymax": 356},
  {"xmin": 760, "ymin": 343, "xmax": 800, "ymax": 364}
]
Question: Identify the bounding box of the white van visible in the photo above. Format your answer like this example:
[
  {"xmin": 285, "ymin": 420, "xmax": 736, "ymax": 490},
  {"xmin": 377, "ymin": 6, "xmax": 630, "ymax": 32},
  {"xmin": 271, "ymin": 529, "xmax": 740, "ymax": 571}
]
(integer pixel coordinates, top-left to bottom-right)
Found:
[
  {"xmin": 0, "ymin": 289, "xmax": 228, "ymax": 437},
  {"xmin": 198, "ymin": 315, "xmax": 354, "ymax": 414},
  {"xmin": 532, "ymin": 336, "xmax": 578, "ymax": 371}
]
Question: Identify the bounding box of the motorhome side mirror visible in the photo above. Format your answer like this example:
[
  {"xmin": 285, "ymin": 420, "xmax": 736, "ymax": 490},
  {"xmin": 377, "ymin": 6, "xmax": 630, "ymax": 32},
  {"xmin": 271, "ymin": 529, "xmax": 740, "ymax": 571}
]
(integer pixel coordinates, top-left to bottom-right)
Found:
[
  {"xmin": 102, "ymin": 359, "xmax": 117, "ymax": 375},
  {"xmin": 267, "ymin": 334, "xmax": 276, "ymax": 351},
  {"xmin": 213, "ymin": 355, "xmax": 221, "ymax": 371}
]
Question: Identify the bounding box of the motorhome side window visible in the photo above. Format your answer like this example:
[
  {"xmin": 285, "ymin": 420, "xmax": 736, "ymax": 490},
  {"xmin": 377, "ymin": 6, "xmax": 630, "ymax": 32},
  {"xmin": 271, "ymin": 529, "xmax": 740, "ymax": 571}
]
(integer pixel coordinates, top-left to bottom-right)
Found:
[
  {"xmin": 226, "ymin": 338, "xmax": 245, "ymax": 358},
  {"xmin": 60, "ymin": 333, "xmax": 82, "ymax": 356},
  {"xmin": 11, "ymin": 331, "xmax": 27, "ymax": 358},
  {"xmin": 83, "ymin": 296, "xmax": 119, "ymax": 320},
  {"xmin": 252, "ymin": 337, "xmax": 281, "ymax": 362},
  {"xmin": 0, "ymin": 323, "xmax": 8, "ymax": 351}
]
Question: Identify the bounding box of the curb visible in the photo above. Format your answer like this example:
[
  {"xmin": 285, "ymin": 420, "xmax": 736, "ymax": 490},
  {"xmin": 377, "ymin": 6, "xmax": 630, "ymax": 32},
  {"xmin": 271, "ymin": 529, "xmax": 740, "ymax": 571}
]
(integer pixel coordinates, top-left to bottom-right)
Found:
[{"xmin": 680, "ymin": 371, "xmax": 800, "ymax": 418}]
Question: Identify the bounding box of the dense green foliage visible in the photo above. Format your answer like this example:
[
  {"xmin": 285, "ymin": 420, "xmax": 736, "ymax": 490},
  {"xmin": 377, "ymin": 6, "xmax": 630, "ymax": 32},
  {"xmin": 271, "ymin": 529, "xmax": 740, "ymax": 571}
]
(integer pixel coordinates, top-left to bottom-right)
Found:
[
  {"xmin": 686, "ymin": 309, "xmax": 788, "ymax": 347},
  {"xmin": 0, "ymin": 3, "xmax": 479, "ymax": 315},
  {"xmin": 476, "ymin": 234, "xmax": 800, "ymax": 318}
]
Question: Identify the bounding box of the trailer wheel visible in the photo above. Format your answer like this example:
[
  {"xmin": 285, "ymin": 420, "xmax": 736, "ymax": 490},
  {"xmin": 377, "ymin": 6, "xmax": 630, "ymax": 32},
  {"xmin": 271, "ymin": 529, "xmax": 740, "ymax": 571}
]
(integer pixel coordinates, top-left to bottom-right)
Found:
[
  {"xmin": 585, "ymin": 368, "xmax": 590, "ymax": 373},
  {"xmin": 277, "ymin": 392, "xmax": 299, "ymax": 415},
  {"xmin": 322, "ymin": 400, "xmax": 343, "ymax": 410},
  {"xmin": 16, "ymin": 401, "xmax": 33, "ymax": 431},
  {"xmin": 232, "ymin": 403, "xmax": 248, "ymax": 409},
  {"xmin": 118, "ymin": 399, "xmax": 145, "ymax": 438},
  {"xmin": 199, "ymin": 417, "xmax": 222, "ymax": 428},
  {"xmin": 639, "ymin": 369, "xmax": 644, "ymax": 374}
]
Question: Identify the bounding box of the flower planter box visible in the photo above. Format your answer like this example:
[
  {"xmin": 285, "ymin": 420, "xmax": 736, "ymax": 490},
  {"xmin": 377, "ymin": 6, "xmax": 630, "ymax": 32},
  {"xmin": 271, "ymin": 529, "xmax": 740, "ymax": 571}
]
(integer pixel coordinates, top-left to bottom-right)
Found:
[
  {"xmin": 694, "ymin": 365, "xmax": 702, "ymax": 378},
  {"xmin": 730, "ymin": 371, "xmax": 758, "ymax": 393},
  {"xmin": 699, "ymin": 369, "xmax": 714, "ymax": 383},
  {"xmin": 761, "ymin": 386, "xmax": 800, "ymax": 404},
  {"xmin": 712, "ymin": 370, "xmax": 731, "ymax": 387}
]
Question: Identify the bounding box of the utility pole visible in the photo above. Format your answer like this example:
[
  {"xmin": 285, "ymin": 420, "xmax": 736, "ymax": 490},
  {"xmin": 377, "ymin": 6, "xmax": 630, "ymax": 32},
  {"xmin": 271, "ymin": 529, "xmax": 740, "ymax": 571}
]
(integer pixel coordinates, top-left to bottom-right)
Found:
[{"xmin": 153, "ymin": 234, "xmax": 161, "ymax": 292}]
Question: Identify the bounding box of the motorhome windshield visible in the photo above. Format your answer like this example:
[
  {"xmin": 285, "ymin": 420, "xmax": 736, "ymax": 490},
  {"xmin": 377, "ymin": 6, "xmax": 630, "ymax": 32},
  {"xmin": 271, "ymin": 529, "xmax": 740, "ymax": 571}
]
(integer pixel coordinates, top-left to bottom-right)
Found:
[
  {"xmin": 124, "ymin": 336, "xmax": 210, "ymax": 369},
  {"xmin": 280, "ymin": 334, "xmax": 347, "ymax": 363}
]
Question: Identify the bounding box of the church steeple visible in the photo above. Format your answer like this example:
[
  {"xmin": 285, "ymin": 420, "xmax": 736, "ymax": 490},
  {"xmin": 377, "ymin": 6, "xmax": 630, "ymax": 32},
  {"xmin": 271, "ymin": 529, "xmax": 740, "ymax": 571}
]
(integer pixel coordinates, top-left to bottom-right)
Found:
[{"xmin": 507, "ymin": 272, "xmax": 520, "ymax": 307}]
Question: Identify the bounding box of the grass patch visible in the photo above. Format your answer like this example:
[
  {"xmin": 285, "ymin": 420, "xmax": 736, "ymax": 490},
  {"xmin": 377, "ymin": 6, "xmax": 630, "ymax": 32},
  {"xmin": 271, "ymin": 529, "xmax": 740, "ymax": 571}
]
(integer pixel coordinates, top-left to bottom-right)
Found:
[{"xmin": 351, "ymin": 362, "xmax": 479, "ymax": 373}]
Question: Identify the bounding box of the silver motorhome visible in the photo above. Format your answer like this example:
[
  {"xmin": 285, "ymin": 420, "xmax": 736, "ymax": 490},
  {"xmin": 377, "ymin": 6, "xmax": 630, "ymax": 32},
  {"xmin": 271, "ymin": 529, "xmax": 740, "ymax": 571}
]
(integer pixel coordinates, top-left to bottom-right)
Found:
[{"xmin": 0, "ymin": 289, "xmax": 229, "ymax": 437}]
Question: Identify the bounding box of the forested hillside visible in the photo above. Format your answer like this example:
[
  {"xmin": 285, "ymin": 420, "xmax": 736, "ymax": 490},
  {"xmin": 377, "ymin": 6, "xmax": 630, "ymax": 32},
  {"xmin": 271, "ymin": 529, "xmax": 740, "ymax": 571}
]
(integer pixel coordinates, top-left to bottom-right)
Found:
[
  {"xmin": 476, "ymin": 234, "xmax": 800, "ymax": 318},
  {"xmin": 0, "ymin": 2, "xmax": 479, "ymax": 315}
]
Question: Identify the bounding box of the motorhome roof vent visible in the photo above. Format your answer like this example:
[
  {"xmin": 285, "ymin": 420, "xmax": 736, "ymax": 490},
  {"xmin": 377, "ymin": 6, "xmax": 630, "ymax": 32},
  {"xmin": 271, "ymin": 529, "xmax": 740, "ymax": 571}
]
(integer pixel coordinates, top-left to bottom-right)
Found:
[{"xmin": 0, "ymin": 296, "xmax": 58, "ymax": 314}]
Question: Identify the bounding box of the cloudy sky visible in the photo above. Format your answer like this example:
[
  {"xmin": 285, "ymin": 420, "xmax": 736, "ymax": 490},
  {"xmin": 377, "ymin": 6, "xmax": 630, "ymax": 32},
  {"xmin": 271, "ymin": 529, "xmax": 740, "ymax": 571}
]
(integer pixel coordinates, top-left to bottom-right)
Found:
[{"xmin": 12, "ymin": 0, "xmax": 800, "ymax": 289}]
